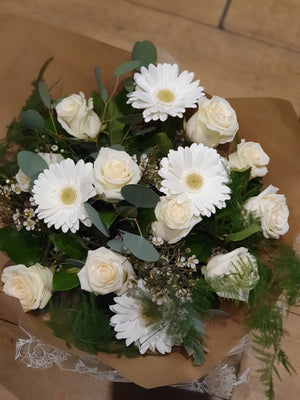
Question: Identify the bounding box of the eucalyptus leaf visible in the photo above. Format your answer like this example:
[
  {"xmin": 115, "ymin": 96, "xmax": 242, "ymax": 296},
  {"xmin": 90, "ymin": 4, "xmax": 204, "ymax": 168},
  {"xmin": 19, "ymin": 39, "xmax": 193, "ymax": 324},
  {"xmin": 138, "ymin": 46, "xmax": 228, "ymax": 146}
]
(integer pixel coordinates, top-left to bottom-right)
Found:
[
  {"xmin": 131, "ymin": 41, "xmax": 157, "ymax": 68},
  {"xmin": 0, "ymin": 225, "xmax": 43, "ymax": 266},
  {"xmin": 116, "ymin": 114, "xmax": 143, "ymax": 125},
  {"xmin": 84, "ymin": 203, "xmax": 109, "ymax": 237},
  {"xmin": 107, "ymin": 239, "xmax": 126, "ymax": 253},
  {"xmin": 52, "ymin": 265, "xmax": 80, "ymax": 291},
  {"xmin": 38, "ymin": 81, "xmax": 51, "ymax": 108},
  {"xmin": 114, "ymin": 60, "xmax": 141, "ymax": 78},
  {"xmin": 123, "ymin": 232, "xmax": 159, "ymax": 262},
  {"xmin": 123, "ymin": 77, "xmax": 135, "ymax": 92},
  {"xmin": 226, "ymin": 223, "xmax": 261, "ymax": 242},
  {"xmin": 110, "ymin": 144, "xmax": 125, "ymax": 151},
  {"xmin": 17, "ymin": 151, "xmax": 48, "ymax": 179},
  {"xmin": 94, "ymin": 66, "xmax": 108, "ymax": 102},
  {"xmin": 49, "ymin": 232, "xmax": 88, "ymax": 260},
  {"xmin": 121, "ymin": 184, "xmax": 160, "ymax": 208},
  {"xmin": 21, "ymin": 110, "xmax": 45, "ymax": 133}
]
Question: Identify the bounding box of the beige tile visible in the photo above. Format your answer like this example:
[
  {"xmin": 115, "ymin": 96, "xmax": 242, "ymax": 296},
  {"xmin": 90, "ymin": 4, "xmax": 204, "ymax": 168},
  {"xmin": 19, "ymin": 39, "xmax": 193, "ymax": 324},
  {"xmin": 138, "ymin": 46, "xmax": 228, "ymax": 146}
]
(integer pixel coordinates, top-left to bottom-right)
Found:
[
  {"xmin": 130, "ymin": 0, "xmax": 227, "ymax": 27},
  {"xmin": 2, "ymin": 1, "xmax": 300, "ymax": 116},
  {"xmin": 224, "ymin": 0, "xmax": 300, "ymax": 50}
]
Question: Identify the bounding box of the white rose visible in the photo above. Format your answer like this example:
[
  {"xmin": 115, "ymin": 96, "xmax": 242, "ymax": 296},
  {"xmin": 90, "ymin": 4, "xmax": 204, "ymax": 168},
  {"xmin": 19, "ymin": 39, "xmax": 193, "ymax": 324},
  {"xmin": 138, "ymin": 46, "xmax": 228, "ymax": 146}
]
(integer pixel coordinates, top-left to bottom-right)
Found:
[
  {"xmin": 15, "ymin": 152, "xmax": 64, "ymax": 192},
  {"xmin": 202, "ymin": 247, "xmax": 259, "ymax": 302},
  {"xmin": 93, "ymin": 147, "xmax": 141, "ymax": 202},
  {"xmin": 228, "ymin": 139, "xmax": 270, "ymax": 178},
  {"xmin": 77, "ymin": 247, "xmax": 135, "ymax": 295},
  {"xmin": 152, "ymin": 196, "xmax": 202, "ymax": 244},
  {"xmin": 244, "ymin": 185, "xmax": 289, "ymax": 239},
  {"xmin": 186, "ymin": 96, "xmax": 239, "ymax": 148},
  {"xmin": 55, "ymin": 92, "xmax": 101, "ymax": 139},
  {"xmin": 1, "ymin": 263, "xmax": 53, "ymax": 312}
]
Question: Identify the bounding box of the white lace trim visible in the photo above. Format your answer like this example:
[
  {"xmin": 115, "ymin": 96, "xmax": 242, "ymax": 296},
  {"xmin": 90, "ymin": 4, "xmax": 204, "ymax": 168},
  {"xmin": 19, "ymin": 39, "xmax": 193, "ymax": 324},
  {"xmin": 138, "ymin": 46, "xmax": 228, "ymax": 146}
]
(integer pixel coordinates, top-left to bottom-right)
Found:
[
  {"xmin": 15, "ymin": 329, "xmax": 250, "ymax": 394},
  {"xmin": 15, "ymin": 328, "xmax": 69, "ymax": 369}
]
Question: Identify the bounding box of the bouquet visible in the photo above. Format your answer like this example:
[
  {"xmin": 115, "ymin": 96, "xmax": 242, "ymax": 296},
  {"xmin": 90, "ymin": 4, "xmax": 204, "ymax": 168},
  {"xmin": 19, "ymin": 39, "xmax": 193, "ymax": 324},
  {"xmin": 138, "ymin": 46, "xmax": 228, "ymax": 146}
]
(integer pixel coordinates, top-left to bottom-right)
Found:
[{"xmin": 0, "ymin": 40, "xmax": 299, "ymax": 399}]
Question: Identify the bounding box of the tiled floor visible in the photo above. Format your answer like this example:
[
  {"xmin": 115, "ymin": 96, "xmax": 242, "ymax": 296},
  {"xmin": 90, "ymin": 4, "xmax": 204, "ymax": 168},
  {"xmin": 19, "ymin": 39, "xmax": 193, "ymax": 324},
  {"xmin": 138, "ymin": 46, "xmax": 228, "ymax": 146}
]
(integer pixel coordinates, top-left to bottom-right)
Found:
[{"xmin": 0, "ymin": 1, "xmax": 299, "ymax": 399}]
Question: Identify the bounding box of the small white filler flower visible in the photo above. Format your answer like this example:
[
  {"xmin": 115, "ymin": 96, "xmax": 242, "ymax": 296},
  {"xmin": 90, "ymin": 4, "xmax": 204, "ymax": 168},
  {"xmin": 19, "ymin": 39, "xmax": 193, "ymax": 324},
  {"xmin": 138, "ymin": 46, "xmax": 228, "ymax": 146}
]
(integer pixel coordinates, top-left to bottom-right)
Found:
[
  {"xmin": 127, "ymin": 63, "xmax": 204, "ymax": 122},
  {"xmin": 159, "ymin": 143, "xmax": 230, "ymax": 217},
  {"xmin": 110, "ymin": 282, "xmax": 173, "ymax": 355},
  {"xmin": 32, "ymin": 158, "xmax": 96, "ymax": 233}
]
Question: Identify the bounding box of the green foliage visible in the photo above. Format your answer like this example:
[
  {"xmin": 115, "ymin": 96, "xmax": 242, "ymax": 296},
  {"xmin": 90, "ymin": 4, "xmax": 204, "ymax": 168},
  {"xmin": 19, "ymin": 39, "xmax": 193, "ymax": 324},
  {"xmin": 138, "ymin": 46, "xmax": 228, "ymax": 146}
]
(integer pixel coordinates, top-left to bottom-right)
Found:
[
  {"xmin": 0, "ymin": 225, "xmax": 44, "ymax": 265},
  {"xmin": 94, "ymin": 66, "xmax": 108, "ymax": 102},
  {"xmin": 38, "ymin": 81, "xmax": 51, "ymax": 108},
  {"xmin": 84, "ymin": 202, "xmax": 109, "ymax": 237},
  {"xmin": 106, "ymin": 100, "xmax": 125, "ymax": 145},
  {"xmin": 123, "ymin": 231, "xmax": 159, "ymax": 262},
  {"xmin": 114, "ymin": 60, "xmax": 141, "ymax": 78},
  {"xmin": 21, "ymin": 110, "xmax": 46, "ymax": 133},
  {"xmin": 131, "ymin": 40, "xmax": 157, "ymax": 68},
  {"xmin": 121, "ymin": 184, "xmax": 160, "ymax": 208},
  {"xmin": 48, "ymin": 289, "xmax": 139, "ymax": 356},
  {"xmin": 245, "ymin": 245, "xmax": 300, "ymax": 399},
  {"xmin": 49, "ymin": 232, "xmax": 88, "ymax": 260},
  {"xmin": 184, "ymin": 231, "xmax": 218, "ymax": 263},
  {"xmin": 191, "ymin": 279, "xmax": 219, "ymax": 316},
  {"xmin": 52, "ymin": 265, "xmax": 80, "ymax": 291},
  {"xmin": 17, "ymin": 150, "xmax": 48, "ymax": 179}
]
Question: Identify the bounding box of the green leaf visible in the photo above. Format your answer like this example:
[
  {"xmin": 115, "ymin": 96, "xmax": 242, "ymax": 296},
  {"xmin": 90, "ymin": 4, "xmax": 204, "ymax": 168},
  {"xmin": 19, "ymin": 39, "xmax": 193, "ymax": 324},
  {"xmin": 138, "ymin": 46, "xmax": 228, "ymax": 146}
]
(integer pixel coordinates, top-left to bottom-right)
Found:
[
  {"xmin": 123, "ymin": 77, "xmax": 135, "ymax": 92},
  {"xmin": 226, "ymin": 223, "xmax": 261, "ymax": 242},
  {"xmin": 106, "ymin": 100, "xmax": 125, "ymax": 145},
  {"xmin": 121, "ymin": 184, "xmax": 160, "ymax": 208},
  {"xmin": 107, "ymin": 239, "xmax": 126, "ymax": 253},
  {"xmin": 184, "ymin": 232, "xmax": 217, "ymax": 263},
  {"xmin": 139, "ymin": 208, "xmax": 156, "ymax": 237},
  {"xmin": 49, "ymin": 232, "xmax": 88, "ymax": 259},
  {"xmin": 123, "ymin": 232, "xmax": 159, "ymax": 262},
  {"xmin": 17, "ymin": 150, "xmax": 48, "ymax": 179},
  {"xmin": 114, "ymin": 60, "xmax": 141, "ymax": 78},
  {"xmin": 65, "ymin": 259, "xmax": 85, "ymax": 267},
  {"xmin": 52, "ymin": 265, "xmax": 80, "ymax": 291},
  {"xmin": 84, "ymin": 203, "xmax": 109, "ymax": 237},
  {"xmin": 94, "ymin": 66, "xmax": 108, "ymax": 102},
  {"xmin": 92, "ymin": 91, "xmax": 105, "ymax": 116},
  {"xmin": 99, "ymin": 211, "xmax": 117, "ymax": 228},
  {"xmin": 117, "ymin": 205, "xmax": 137, "ymax": 219},
  {"xmin": 116, "ymin": 114, "xmax": 143, "ymax": 125},
  {"xmin": 21, "ymin": 110, "xmax": 45, "ymax": 133},
  {"xmin": 110, "ymin": 144, "xmax": 125, "ymax": 151},
  {"xmin": 38, "ymin": 81, "xmax": 51, "ymax": 108},
  {"xmin": 0, "ymin": 225, "xmax": 43, "ymax": 265},
  {"xmin": 131, "ymin": 41, "xmax": 157, "ymax": 68},
  {"xmin": 155, "ymin": 132, "xmax": 173, "ymax": 156}
]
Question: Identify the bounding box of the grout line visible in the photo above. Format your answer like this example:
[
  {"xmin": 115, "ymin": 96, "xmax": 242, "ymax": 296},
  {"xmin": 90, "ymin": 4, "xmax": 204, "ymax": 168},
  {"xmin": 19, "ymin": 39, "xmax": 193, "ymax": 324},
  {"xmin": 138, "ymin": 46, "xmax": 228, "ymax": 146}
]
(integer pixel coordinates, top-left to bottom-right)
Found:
[
  {"xmin": 126, "ymin": 0, "xmax": 300, "ymax": 55},
  {"xmin": 126, "ymin": 0, "xmax": 215, "ymax": 29},
  {"xmin": 218, "ymin": 0, "xmax": 232, "ymax": 30}
]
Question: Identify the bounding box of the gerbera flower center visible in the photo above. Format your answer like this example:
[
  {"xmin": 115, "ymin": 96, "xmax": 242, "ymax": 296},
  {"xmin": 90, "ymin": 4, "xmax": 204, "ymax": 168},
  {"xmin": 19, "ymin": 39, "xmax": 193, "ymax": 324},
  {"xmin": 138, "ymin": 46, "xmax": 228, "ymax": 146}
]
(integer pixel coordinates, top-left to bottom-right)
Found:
[
  {"xmin": 185, "ymin": 172, "xmax": 204, "ymax": 191},
  {"xmin": 157, "ymin": 89, "xmax": 175, "ymax": 103},
  {"xmin": 60, "ymin": 186, "xmax": 77, "ymax": 205}
]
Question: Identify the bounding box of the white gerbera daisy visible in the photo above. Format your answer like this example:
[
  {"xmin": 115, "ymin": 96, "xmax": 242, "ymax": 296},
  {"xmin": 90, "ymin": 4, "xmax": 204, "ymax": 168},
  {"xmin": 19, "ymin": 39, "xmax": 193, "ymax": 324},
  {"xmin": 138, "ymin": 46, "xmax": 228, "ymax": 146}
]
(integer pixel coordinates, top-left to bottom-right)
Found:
[
  {"xmin": 32, "ymin": 158, "xmax": 96, "ymax": 233},
  {"xmin": 127, "ymin": 63, "xmax": 204, "ymax": 122},
  {"xmin": 159, "ymin": 143, "xmax": 230, "ymax": 217},
  {"xmin": 110, "ymin": 282, "xmax": 173, "ymax": 355}
]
